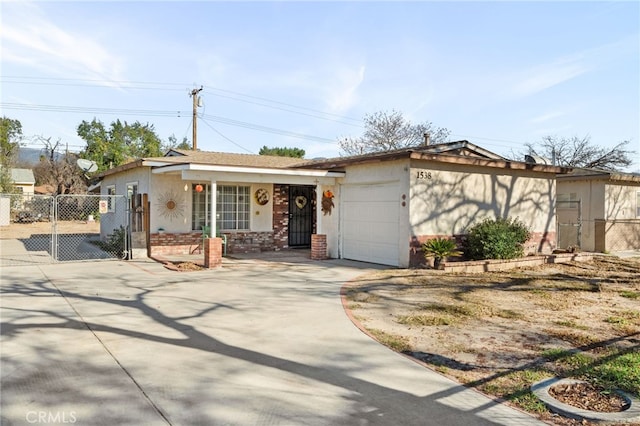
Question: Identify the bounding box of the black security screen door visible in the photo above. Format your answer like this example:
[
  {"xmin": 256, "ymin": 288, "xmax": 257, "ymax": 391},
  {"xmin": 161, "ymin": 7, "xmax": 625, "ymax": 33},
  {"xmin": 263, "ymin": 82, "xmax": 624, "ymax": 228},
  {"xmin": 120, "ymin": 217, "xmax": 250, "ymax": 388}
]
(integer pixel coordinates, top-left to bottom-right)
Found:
[{"xmin": 288, "ymin": 186, "xmax": 314, "ymax": 247}]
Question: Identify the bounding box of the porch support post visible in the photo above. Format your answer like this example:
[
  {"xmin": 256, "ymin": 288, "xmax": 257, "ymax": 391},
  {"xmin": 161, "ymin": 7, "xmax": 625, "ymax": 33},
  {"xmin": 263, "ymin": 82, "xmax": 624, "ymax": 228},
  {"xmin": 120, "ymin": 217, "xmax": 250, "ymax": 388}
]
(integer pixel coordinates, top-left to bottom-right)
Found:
[
  {"xmin": 204, "ymin": 179, "xmax": 222, "ymax": 268},
  {"xmin": 209, "ymin": 180, "xmax": 217, "ymax": 235},
  {"xmin": 315, "ymin": 185, "xmax": 323, "ymax": 235}
]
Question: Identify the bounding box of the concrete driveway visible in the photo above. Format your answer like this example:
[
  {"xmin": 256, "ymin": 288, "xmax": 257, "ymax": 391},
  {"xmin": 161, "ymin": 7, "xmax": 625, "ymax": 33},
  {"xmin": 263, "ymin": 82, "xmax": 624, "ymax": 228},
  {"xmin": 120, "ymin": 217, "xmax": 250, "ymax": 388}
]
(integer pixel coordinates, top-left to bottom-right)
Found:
[{"xmin": 1, "ymin": 257, "xmax": 544, "ymax": 425}]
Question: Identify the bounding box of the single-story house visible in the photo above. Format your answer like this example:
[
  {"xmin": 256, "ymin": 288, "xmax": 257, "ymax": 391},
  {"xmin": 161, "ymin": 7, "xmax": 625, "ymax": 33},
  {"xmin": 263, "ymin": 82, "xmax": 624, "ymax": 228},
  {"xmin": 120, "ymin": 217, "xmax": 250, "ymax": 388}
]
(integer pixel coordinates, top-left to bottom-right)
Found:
[
  {"xmin": 96, "ymin": 141, "xmax": 569, "ymax": 267},
  {"xmin": 10, "ymin": 168, "xmax": 36, "ymax": 194},
  {"xmin": 556, "ymin": 168, "xmax": 640, "ymax": 252}
]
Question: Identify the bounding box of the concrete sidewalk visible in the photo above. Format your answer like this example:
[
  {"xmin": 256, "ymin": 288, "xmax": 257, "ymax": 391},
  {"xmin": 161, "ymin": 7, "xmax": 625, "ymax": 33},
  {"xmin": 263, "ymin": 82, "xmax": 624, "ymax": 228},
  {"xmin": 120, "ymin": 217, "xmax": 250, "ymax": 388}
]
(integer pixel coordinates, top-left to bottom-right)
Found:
[{"xmin": 1, "ymin": 258, "xmax": 545, "ymax": 425}]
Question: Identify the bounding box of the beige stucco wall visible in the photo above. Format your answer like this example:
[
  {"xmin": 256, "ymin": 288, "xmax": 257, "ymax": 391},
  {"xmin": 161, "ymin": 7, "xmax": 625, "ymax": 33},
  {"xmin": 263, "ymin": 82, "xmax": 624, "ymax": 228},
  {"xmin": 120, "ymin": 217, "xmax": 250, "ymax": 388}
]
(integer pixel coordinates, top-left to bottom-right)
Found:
[
  {"xmin": 410, "ymin": 160, "xmax": 556, "ymax": 241},
  {"xmin": 149, "ymin": 174, "xmax": 191, "ymax": 233},
  {"xmin": 605, "ymin": 183, "xmax": 640, "ymax": 220},
  {"xmin": 557, "ymin": 179, "xmax": 640, "ymax": 252},
  {"xmin": 316, "ymin": 184, "xmax": 339, "ymax": 259},
  {"xmin": 150, "ymin": 176, "xmax": 275, "ymax": 234}
]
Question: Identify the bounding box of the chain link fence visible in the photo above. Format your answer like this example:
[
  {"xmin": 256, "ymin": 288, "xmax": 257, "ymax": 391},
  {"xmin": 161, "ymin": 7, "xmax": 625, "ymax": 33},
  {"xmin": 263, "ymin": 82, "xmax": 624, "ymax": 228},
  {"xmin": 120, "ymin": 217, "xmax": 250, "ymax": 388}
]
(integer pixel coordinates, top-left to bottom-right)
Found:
[
  {"xmin": 0, "ymin": 194, "xmax": 54, "ymax": 266},
  {"xmin": 0, "ymin": 193, "xmax": 129, "ymax": 267}
]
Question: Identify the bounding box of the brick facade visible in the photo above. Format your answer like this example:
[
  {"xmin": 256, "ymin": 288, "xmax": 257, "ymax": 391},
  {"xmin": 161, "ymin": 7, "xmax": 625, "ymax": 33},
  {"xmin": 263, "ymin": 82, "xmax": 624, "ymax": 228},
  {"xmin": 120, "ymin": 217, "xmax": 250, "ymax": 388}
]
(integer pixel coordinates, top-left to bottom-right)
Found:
[
  {"xmin": 311, "ymin": 234, "xmax": 328, "ymax": 260},
  {"xmin": 204, "ymin": 237, "xmax": 223, "ymax": 268},
  {"xmin": 149, "ymin": 183, "xmax": 318, "ymax": 257},
  {"xmin": 272, "ymin": 184, "xmax": 289, "ymax": 250},
  {"xmin": 149, "ymin": 232, "xmax": 202, "ymax": 256},
  {"xmin": 224, "ymin": 231, "xmax": 274, "ymax": 254}
]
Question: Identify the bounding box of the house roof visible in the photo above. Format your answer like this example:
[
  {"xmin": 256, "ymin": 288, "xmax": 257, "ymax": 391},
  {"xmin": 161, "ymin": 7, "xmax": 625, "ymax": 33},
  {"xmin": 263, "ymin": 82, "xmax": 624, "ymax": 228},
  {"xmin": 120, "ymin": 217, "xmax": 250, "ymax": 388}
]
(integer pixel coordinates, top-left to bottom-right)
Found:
[
  {"xmin": 97, "ymin": 149, "xmax": 309, "ymax": 178},
  {"xmin": 97, "ymin": 140, "xmax": 570, "ymax": 179},
  {"xmin": 34, "ymin": 184, "xmax": 56, "ymax": 195},
  {"xmin": 299, "ymin": 141, "xmax": 570, "ymax": 174},
  {"xmin": 164, "ymin": 149, "xmax": 308, "ymax": 168},
  {"xmin": 10, "ymin": 168, "xmax": 36, "ymax": 184},
  {"xmin": 557, "ymin": 167, "xmax": 640, "ymax": 184}
]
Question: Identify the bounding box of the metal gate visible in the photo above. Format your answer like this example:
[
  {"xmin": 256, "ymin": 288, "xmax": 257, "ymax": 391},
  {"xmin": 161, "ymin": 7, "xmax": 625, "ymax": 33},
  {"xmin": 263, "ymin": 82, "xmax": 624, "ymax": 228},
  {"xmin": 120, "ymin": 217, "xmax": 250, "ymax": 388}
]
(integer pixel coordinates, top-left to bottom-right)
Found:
[
  {"xmin": 556, "ymin": 199, "xmax": 582, "ymax": 250},
  {"xmin": 0, "ymin": 193, "xmax": 129, "ymax": 267}
]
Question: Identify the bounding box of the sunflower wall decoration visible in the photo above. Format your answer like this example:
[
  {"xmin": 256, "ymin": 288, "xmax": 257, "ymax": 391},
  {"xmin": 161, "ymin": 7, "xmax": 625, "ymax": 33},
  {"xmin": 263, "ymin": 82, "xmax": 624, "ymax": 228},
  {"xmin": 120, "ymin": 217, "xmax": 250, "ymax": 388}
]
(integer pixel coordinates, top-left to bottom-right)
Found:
[
  {"xmin": 321, "ymin": 189, "xmax": 335, "ymax": 215},
  {"xmin": 157, "ymin": 190, "xmax": 185, "ymax": 221}
]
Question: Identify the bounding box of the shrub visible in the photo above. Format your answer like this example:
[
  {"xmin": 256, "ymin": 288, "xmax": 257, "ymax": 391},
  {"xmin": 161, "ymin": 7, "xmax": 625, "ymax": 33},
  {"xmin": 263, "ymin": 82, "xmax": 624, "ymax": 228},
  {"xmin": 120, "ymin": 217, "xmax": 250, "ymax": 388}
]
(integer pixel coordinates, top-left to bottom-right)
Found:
[
  {"xmin": 464, "ymin": 217, "xmax": 531, "ymax": 260},
  {"xmin": 422, "ymin": 238, "xmax": 461, "ymax": 269}
]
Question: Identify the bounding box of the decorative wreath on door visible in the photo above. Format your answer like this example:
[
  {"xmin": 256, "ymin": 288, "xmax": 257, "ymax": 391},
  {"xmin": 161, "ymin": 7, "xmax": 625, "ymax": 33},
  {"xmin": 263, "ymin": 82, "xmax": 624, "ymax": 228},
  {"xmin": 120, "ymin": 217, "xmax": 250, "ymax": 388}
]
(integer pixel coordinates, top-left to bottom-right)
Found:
[{"xmin": 294, "ymin": 195, "xmax": 308, "ymax": 209}]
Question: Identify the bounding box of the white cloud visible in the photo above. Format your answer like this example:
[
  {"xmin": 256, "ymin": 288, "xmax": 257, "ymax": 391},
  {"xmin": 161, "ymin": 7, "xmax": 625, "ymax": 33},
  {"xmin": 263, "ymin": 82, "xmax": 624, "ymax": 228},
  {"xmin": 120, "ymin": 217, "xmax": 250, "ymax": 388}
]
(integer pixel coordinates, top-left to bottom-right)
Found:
[
  {"xmin": 1, "ymin": 2, "xmax": 125, "ymax": 84},
  {"xmin": 529, "ymin": 110, "xmax": 566, "ymax": 124},
  {"xmin": 511, "ymin": 59, "xmax": 589, "ymax": 98},
  {"xmin": 509, "ymin": 35, "xmax": 637, "ymax": 99},
  {"xmin": 324, "ymin": 65, "xmax": 366, "ymax": 114}
]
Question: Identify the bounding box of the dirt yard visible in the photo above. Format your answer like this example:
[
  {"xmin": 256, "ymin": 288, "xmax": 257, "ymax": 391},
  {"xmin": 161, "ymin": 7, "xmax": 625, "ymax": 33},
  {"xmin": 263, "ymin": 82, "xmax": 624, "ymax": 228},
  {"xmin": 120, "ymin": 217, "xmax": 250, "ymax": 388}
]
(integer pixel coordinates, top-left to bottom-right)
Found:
[
  {"xmin": 0, "ymin": 221, "xmax": 101, "ymax": 239},
  {"xmin": 344, "ymin": 256, "xmax": 640, "ymax": 425}
]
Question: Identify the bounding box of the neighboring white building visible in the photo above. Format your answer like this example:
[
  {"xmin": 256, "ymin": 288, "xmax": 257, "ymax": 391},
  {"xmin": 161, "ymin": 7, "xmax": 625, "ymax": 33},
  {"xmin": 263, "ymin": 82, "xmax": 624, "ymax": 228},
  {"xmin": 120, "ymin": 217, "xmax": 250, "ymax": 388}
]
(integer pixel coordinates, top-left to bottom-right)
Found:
[
  {"xmin": 557, "ymin": 169, "xmax": 640, "ymax": 252},
  {"xmin": 10, "ymin": 169, "xmax": 36, "ymax": 194}
]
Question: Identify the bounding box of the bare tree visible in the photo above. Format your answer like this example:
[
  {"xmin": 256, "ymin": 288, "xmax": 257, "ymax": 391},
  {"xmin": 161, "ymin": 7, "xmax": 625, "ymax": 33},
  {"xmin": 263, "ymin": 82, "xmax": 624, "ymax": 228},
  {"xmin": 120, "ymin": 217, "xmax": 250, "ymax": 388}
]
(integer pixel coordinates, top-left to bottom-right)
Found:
[
  {"xmin": 526, "ymin": 135, "xmax": 635, "ymax": 171},
  {"xmin": 338, "ymin": 110, "xmax": 451, "ymax": 156},
  {"xmin": 33, "ymin": 136, "xmax": 87, "ymax": 195}
]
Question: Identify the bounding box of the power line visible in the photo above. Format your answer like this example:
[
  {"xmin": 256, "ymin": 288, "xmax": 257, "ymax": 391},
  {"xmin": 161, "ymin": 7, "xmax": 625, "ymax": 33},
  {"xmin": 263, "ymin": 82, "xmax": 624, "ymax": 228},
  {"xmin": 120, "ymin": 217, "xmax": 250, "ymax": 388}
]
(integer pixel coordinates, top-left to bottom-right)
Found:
[
  {"xmin": 200, "ymin": 113, "xmax": 337, "ymax": 144},
  {"xmin": 198, "ymin": 117, "xmax": 255, "ymax": 154},
  {"xmin": 1, "ymin": 76, "xmax": 363, "ymax": 126},
  {"xmin": 1, "ymin": 102, "xmax": 339, "ymax": 145}
]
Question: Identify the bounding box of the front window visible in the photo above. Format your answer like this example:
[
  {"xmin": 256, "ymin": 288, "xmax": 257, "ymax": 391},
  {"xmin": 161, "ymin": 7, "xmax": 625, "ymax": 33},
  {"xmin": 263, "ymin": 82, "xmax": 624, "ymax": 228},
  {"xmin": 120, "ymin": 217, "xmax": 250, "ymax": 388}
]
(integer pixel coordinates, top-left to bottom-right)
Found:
[
  {"xmin": 191, "ymin": 184, "xmax": 251, "ymax": 231},
  {"xmin": 106, "ymin": 185, "xmax": 116, "ymax": 212},
  {"xmin": 126, "ymin": 182, "xmax": 138, "ymax": 199},
  {"xmin": 192, "ymin": 183, "xmax": 211, "ymax": 231},
  {"xmin": 217, "ymin": 185, "xmax": 250, "ymax": 230},
  {"xmin": 557, "ymin": 193, "xmax": 579, "ymax": 209}
]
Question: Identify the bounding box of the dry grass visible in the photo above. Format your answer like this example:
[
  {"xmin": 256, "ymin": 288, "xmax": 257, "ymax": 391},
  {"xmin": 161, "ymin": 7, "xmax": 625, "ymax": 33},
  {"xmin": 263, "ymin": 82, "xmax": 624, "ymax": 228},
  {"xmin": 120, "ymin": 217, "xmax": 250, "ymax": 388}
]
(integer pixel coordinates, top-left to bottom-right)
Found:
[{"xmin": 346, "ymin": 255, "xmax": 640, "ymax": 425}]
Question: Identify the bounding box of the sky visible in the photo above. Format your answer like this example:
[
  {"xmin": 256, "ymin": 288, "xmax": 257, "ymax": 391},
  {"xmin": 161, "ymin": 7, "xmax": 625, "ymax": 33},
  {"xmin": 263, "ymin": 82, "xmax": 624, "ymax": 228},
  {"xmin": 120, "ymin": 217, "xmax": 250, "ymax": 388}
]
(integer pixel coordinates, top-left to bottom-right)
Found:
[{"xmin": 1, "ymin": 1, "xmax": 639, "ymax": 170}]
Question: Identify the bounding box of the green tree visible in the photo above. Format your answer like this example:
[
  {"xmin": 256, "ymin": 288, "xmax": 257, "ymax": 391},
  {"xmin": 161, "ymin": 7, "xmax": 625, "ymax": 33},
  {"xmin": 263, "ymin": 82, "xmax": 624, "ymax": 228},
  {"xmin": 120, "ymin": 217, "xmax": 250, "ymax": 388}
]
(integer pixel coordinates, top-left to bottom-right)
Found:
[
  {"xmin": 258, "ymin": 146, "xmax": 305, "ymax": 158},
  {"xmin": 525, "ymin": 135, "xmax": 634, "ymax": 171},
  {"xmin": 77, "ymin": 118, "xmax": 164, "ymax": 172},
  {"xmin": 166, "ymin": 134, "xmax": 192, "ymax": 151},
  {"xmin": 338, "ymin": 110, "xmax": 451, "ymax": 155},
  {"xmin": 0, "ymin": 117, "xmax": 23, "ymax": 193}
]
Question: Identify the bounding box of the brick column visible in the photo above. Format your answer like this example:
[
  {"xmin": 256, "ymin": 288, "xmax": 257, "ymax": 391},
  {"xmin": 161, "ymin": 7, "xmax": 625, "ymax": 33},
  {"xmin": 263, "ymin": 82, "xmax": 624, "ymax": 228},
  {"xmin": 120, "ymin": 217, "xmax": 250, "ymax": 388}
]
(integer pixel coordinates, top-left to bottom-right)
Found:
[
  {"xmin": 311, "ymin": 234, "xmax": 328, "ymax": 260},
  {"xmin": 204, "ymin": 237, "xmax": 223, "ymax": 269}
]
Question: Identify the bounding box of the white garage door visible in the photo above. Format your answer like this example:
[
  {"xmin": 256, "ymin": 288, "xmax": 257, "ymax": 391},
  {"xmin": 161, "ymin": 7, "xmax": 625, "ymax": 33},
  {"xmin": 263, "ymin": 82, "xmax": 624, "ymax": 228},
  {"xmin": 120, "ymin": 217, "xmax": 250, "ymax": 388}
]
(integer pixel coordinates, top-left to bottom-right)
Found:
[{"xmin": 341, "ymin": 183, "xmax": 400, "ymax": 266}]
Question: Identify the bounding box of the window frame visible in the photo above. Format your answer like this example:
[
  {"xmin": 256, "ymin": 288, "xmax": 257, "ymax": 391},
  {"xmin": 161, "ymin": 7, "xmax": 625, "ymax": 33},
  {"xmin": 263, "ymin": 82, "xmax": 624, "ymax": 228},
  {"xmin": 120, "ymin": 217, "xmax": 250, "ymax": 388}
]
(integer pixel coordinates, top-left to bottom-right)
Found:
[
  {"xmin": 191, "ymin": 183, "xmax": 211, "ymax": 232},
  {"xmin": 216, "ymin": 185, "xmax": 250, "ymax": 231},
  {"xmin": 106, "ymin": 185, "xmax": 116, "ymax": 212},
  {"xmin": 126, "ymin": 182, "xmax": 138, "ymax": 200}
]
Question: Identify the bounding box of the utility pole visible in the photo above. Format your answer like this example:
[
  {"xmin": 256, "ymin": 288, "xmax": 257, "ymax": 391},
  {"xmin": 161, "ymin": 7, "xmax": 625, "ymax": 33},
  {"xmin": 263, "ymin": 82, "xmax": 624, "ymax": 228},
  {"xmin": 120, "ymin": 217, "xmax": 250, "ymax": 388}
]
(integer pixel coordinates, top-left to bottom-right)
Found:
[{"xmin": 190, "ymin": 86, "xmax": 203, "ymax": 150}]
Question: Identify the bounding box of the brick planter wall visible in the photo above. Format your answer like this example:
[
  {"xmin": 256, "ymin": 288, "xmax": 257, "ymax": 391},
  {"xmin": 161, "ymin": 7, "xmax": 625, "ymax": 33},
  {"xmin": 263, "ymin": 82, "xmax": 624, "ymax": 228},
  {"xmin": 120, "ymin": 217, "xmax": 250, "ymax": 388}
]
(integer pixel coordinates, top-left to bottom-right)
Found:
[
  {"xmin": 442, "ymin": 252, "xmax": 593, "ymax": 273},
  {"xmin": 410, "ymin": 232, "xmax": 558, "ymax": 268},
  {"xmin": 225, "ymin": 231, "xmax": 274, "ymax": 254},
  {"xmin": 311, "ymin": 234, "xmax": 328, "ymax": 260},
  {"xmin": 204, "ymin": 237, "xmax": 223, "ymax": 269},
  {"xmin": 149, "ymin": 232, "xmax": 202, "ymax": 256}
]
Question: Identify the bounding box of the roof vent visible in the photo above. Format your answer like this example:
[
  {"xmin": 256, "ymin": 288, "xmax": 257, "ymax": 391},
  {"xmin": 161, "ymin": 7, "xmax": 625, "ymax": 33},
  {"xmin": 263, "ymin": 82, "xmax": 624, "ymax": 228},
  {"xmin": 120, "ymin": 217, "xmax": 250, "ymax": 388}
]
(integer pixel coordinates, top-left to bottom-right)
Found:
[{"xmin": 525, "ymin": 154, "xmax": 551, "ymax": 165}]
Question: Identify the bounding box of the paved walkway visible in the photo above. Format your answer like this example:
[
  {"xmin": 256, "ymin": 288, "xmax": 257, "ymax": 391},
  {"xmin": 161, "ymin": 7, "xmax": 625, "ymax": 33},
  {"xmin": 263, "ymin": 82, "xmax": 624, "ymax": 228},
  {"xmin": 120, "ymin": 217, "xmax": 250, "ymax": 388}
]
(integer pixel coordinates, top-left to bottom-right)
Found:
[{"xmin": 1, "ymin": 257, "xmax": 545, "ymax": 425}]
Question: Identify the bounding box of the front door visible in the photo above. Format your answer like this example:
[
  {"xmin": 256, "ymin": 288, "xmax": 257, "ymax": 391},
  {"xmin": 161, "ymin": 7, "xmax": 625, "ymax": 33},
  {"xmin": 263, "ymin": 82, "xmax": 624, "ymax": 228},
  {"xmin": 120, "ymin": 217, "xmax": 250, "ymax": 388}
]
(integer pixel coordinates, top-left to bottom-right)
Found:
[{"xmin": 288, "ymin": 186, "xmax": 314, "ymax": 247}]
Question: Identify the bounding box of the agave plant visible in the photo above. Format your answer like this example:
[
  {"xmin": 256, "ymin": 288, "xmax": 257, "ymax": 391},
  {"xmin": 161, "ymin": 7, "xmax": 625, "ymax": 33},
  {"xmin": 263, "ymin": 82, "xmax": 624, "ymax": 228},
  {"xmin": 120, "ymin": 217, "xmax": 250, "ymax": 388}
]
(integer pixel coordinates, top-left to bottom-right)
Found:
[{"xmin": 422, "ymin": 238, "xmax": 462, "ymax": 269}]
